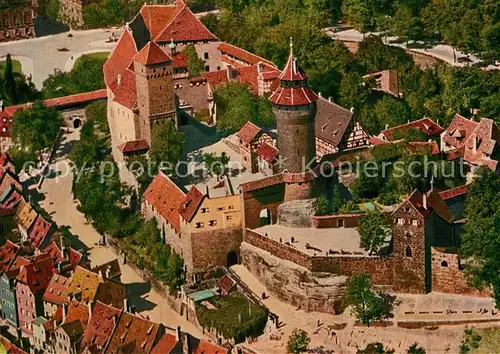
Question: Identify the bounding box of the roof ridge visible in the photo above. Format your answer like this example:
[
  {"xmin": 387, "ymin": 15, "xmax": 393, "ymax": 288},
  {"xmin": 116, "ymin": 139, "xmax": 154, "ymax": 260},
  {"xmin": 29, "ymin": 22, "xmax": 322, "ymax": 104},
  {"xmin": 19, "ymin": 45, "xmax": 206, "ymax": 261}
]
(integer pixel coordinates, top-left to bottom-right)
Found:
[{"xmin": 153, "ymin": 2, "xmax": 186, "ymax": 41}]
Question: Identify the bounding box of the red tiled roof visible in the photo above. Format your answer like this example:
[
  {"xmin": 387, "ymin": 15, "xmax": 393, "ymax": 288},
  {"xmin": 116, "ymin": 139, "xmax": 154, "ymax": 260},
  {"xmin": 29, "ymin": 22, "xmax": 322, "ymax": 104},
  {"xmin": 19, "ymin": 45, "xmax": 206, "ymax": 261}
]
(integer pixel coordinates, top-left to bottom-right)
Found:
[
  {"xmin": 193, "ymin": 340, "xmax": 228, "ymax": 354},
  {"xmin": 369, "ymin": 136, "xmax": 386, "ymax": 146},
  {"xmin": 172, "ymin": 52, "xmax": 188, "ymax": 68},
  {"xmin": 81, "ymin": 301, "xmax": 122, "ymax": 350},
  {"xmin": 442, "ymin": 113, "xmax": 479, "ymax": 150},
  {"xmin": 64, "ymin": 300, "xmax": 90, "ymax": 329},
  {"xmin": 218, "ymin": 42, "xmax": 276, "ymax": 67},
  {"xmin": 150, "ymin": 333, "xmax": 178, "ymax": 354},
  {"xmin": 179, "ymin": 185, "xmax": 205, "ymax": 222},
  {"xmin": 270, "ymin": 86, "xmax": 318, "ymax": 106},
  {"xmin": 257, "ymin": 143, "xmax": 279, "ymax": 163},
  {"xmin": 143, "ymin": 173, "xmax": 185, "ymax": 232},
  {"xmin": 380, "ymin": 117, "xmax": 444, "ymax": 141},
  {"xmin": 106, "ymin": 312, "xmax": 162, "ymax": 354},
  {"xmin": 28, "ymin": 214, "xmax": 53, "ymax": 249},
  {"xmin": 202, "ymin": 70, "xmax": 229, "ymax": 88},
  {"xmin": 94, "ymin": 279, "xmax": 126, "ymax": 310},
  {"xmin": 139, "ymin": 4, "xmax": 179, "ymax": 39},
  {"xmin": 103, "ymin": 28, "xmax": 138, "ymax": 87},
  {"xmin": 133, "ymin": 41, "xmax": 172, "ymax": 66},
  {"xmin": 118, "ymin": 139, "xmax": 149, "ymax": 153},
  {"xmin": 155, "ymin": 5, "xmax": 217, "ymax": 42},
  {"xmin": 279, "ymin": 48, "xmax": 308, "ymax": 81},
  {"xmin": 439, "ymin": 184, "xmax": 469, "ymax": 200},
  {"xmin": 402, "ymin": 189, "xmax": 455, "ymax": 223},
  {"xmin": 462, "ymin": 118, "xmax": 500, "ymax": 170},
  {"xmin": 0, "ymin": 241, "xmax": 19, "ymax": 273},
  {"xmin": 16, "ymin": 256, "xmax": 54, "ymax": 294},
  {"xmin": 218, "ymin": 274, "xmax": 236, "ymax": 294},
  {"xmin": 109, "ymin": 69, "xmax": 137, "ymax": 110},
  {"xmin": 237, "ymin": 121, "xmax": 262, "ymax": 144},
  {"xmin": 66, "ymin": 248, "xmax": 85, "ymax": 271},
  {"xmin": 42, "ymin": 241, "xmax": 65, "ymax": 263},
  {"xmin": 239, "ymin": 173, "xmax": 284, "ymax": 193},
  {"xmin": 43, "ymin": 273, "xmax": 70, "ymax": 305}
]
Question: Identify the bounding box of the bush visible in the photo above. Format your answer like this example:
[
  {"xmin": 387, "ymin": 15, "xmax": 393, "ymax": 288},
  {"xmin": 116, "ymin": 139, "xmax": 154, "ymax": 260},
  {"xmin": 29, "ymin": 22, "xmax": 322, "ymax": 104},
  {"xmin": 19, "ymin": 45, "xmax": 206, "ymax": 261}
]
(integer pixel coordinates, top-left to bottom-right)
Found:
[{"xmin": 287, "ymin": 329, "xmax": 310, "ymax": 354}]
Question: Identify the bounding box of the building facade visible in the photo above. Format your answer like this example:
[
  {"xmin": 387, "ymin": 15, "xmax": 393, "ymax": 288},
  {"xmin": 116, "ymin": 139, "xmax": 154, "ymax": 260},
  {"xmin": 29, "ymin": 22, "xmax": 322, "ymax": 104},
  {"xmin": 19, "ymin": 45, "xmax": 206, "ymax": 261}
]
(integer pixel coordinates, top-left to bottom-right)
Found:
[{"xmin": 0, "ymin": 0, "xmax": 35, "ymax": 42}]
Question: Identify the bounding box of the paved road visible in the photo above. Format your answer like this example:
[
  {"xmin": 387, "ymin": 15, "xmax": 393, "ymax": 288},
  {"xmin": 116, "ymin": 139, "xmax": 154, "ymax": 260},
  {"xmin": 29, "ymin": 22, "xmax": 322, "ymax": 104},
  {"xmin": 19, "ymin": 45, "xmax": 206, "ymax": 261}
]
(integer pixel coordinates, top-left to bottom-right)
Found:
[
  {"xmin": 326, "ymin": 28, "xmax": 500, "ymax": 70},
  {"xmin": 0, "ymin": 28, "xmax": 120, "ymax": 88},
  {"xmin": 36, "ymin": 129, "xmax": 205, "ymax": 337}
]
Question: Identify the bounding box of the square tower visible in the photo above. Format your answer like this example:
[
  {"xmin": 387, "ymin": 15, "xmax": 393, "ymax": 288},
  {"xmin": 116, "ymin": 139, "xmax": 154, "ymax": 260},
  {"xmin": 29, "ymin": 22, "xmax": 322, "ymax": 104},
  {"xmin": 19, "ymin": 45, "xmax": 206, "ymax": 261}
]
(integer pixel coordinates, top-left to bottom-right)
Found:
[{"xmin": 133, "ymin": 41, "xmax": 177, "ymax": 145}]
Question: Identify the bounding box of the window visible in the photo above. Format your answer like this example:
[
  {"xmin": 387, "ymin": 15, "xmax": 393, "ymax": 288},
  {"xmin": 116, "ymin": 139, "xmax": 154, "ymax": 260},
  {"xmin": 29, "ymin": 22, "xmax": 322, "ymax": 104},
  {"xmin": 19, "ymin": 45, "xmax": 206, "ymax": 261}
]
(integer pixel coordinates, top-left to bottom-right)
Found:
[
  {"xmin": 204, "ymin": 52, "xmax": 209, "ymax": 59},
  {"xmin": 228, "ymin": 205, "xmax": 234, "ymax": 210},
  {"xmin": 205, "ymin": 65, "xmax": 210, "ymax": 72},
  {"xmin": 201, "ymin": 207, "xmax": 209, "ymax": 213},
  {"xmin": 405, "ymin": 232, "xmax": 412, "ymax": 238},
  {"xmin": 217, "ymin": 207, "xmax": 225, "ymax": 211},
  {"xmin": 208, "ymin": 220, "xmax": 217, "ymax": 226},
  {"xmin": 397, "ymin": 218, "xmax": 404, "ymax": 225},
  {"xmin": 441, "ymin": 261, "xmax": 448, "ymax": 267},
  {"xmin": 226, "ymin": 215, "xmax": 233, "ymax": 220},
  {"xmin": 411, "ymin": 219, "xmax": 419, "ymax": 226},
  {"xmin": 405, "ymin": 246, "xmax": 412, "ymax": 257},
  {"xmin": 338, "ymin": 219, "xmax": 344, "ymax": 227},
  {"xmin": 195, "ymin": 222, "xmax": 204, "ymax": 228}
]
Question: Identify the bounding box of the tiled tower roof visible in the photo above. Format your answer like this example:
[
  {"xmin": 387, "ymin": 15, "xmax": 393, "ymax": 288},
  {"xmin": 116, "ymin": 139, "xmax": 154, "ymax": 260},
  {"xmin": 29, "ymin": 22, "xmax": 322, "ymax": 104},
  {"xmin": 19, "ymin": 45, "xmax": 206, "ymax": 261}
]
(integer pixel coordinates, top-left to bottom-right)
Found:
[
  {"xmin": 270, "ymin": 39, "xmax": 318, "ymax": 106},
  {"xmin": 133, "ymin": 41, "xmax": 172, "ymax": 66}
]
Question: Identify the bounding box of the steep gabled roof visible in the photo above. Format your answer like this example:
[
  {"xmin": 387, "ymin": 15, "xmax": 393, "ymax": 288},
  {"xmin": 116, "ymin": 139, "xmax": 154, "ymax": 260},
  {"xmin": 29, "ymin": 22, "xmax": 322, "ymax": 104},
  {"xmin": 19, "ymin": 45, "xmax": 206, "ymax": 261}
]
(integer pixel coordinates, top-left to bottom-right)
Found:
[
  {"xmin": 155, "ymin": 5, "xmax": 217, "ymax": 42},
  {"xmin": 139, "ymin": 4, "xmax": 180, "ymax": 39},
  {"xmin": 109, "ymin": 69, "xmax": 137, "ymax": 110},
  {"xmin": 103, "ymin": 28, "xmax": 138, "ymax": 87},
  {"xmin": 0, "ymin": 241, "xmax": 19, "ymax": 273},
  {"xmin": 81, "ymin": 301, "xmax": 122, "ymax": 351},
  {"xmin": 64, "ymin": 300, "xmax": 90, "ymax": 329},
  {"xmin": 91, "ymin": 259, "xmax": 122, "ymax": 280},
  {"xmin": 439, "ymin": 184, "xmax": 469, "ymax": 201},
  {"xmin": 442, "ymin": 113, "xmax": 479, "ymax": 150},
  {"xmin": 105, "ymin": 312, "xmax": 162, "ymax": 354},
  {"xmin": 397, "ymin": 189, "xmax": 455, "ymax": 224},
  {"xmin": 150, "ymin": 333, "xmax": 179, "ymax": 354},
  {"xmin": 133, "ymin": 41, "xmax": 172, "ymax": 66},
  {"xmin": 28, "ymin": 214, "xmax": 54, "ymax": 249},
  {"xmin": 257, "ymin": 143, "xmax": 279, "ymax": 163},
  {"xmin": 143, "ymin": 173, "xmax": 185, "ymax": 232},
  {"xmin": 179, "ymin": 185, "xmax": 205, "ymax": 222},
  {"xmin": 16, "ymin": 256, "xmax": 55, "ymax": 294},
  {"xmin": 67, "ymin": 266, "xmax": 100, "ymax": 303},
  {"xmin": 43, "ymin": 273, "xmax": 70, "ymax": 305},
  {"xmin": 315, "ymin": 97, "xmax": 354, "ymax": 147},
  {"xmin": 237, "ymin": 121, "xmax": 262, "ymax": 144},
  {"xmin": 218, "ymin": 42, "xmax": 276, "ymax": 67}
]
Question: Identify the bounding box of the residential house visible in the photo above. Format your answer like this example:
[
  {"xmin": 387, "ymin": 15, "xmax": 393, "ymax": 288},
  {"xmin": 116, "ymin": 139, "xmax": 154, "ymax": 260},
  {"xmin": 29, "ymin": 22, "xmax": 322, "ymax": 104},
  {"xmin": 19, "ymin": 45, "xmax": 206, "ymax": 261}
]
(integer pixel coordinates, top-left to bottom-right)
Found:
[
  {"xmin": 90, "ymin": 259, "xmax": 122, "ymax": 283},
  {"xmin": 43, "ymin": 274, "xmax": 70, "ymax": 320},
  {"xmin": 16, "ymin": 256, "xmax": 55, "ymax": 336},
  {"xmin": 0, "ymin": 241, "xmax": 21, "ymax": 326},
  {"xmin": 378, "ymin": 117, "xmax": 444, "ymax": 142},
  {"xmin": 32, "ymin": 316, "xmax": 55, "ymax": 354},
  {"xmin": 80, "ymin": 301, "xmax": 122, "ymax": 353},
  {"xmin": 54, "ymin": 321, "xmax": 84, "ymax": 354},
  {"xmin": 362, "ymin": 70, "xmax": 400, "ymax": 97},
  {"xmin": 236, "ymin": 121, "xmax": 274, "ymax": 173},
  {"xmin": 27, "ymin": 215, "xmax": 55, "ymax": 250},
  {"xmin": 14, "ymin": 199, "xmax": 37, "ymax": 242}
]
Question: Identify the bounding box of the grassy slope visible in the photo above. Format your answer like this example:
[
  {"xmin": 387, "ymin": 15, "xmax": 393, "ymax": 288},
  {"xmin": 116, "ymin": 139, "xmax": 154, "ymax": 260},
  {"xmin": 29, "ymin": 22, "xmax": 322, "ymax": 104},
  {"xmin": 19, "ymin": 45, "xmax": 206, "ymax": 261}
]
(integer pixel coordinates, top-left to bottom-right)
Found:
[{"xmin": 0, "ymin": 59, "xmax": 22, "ymax": 74}]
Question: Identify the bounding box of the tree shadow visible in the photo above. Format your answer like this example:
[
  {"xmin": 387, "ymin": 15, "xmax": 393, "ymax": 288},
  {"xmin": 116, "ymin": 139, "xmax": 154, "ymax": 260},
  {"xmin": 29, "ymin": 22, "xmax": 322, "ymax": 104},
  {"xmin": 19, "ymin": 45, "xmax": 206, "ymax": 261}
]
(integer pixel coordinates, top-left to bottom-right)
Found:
[
  {"xmin": 58, "ymin": 224, "xmax": 89, "ymax": 252},
  {"xmin": 125, "ymin": 281, "xmax": 157, "ymax": 312}
]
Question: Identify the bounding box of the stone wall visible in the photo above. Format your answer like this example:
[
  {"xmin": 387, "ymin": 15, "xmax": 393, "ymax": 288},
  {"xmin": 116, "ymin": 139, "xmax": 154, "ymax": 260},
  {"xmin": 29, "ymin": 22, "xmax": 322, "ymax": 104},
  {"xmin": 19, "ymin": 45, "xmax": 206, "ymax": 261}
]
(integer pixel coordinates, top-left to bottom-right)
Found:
[
  {"xmin": 189, "ymin": 227, "xmax": 243, "ymax": 273},
  {"xmin": 311, "ymin": 213, "xmax": 362, "ymax": 228},
  {"xmin": 277, "ymin": 199, "xmax": 316, "ymax": 228},
  {"xmin": 240, "ymin": 241, "xmax": 347, "ymax": 314},
  {"xmin": 244, "ymin": 229, "xmax": 311, "ymax": 269},
  {"xmin": 431, "ymin": 248, "xmax": 490, "ymax": 297}
]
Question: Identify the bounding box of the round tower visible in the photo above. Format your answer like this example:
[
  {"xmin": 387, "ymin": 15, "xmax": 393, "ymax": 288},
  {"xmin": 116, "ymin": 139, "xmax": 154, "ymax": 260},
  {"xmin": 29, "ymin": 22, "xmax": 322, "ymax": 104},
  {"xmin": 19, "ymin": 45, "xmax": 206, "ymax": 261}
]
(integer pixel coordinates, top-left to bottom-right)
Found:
[{"xmin": 270, "ymin": 39, "xmax": 318, "ymax": 201}]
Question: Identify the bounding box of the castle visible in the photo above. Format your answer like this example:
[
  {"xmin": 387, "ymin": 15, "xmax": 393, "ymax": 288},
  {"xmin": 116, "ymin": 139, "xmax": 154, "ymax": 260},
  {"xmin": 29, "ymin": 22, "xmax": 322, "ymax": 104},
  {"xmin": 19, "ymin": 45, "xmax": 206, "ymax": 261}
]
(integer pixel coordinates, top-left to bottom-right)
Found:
[{"xmin": 101, "ymin": 1, "xmax": 496, "ymax": 313}]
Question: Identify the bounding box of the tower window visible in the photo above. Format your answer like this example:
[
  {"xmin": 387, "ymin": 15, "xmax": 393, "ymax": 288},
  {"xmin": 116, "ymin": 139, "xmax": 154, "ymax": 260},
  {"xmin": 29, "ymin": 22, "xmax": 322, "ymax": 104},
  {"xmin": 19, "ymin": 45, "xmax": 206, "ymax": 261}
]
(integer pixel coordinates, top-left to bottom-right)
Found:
[
  {"xmin": 204, "ymin": 52, "xmax": 209, "ymax": 59},
  {"xmin": 405, "ymin": 246, "xmax": 412, "ymax": 258},
  {"xmin": 441, "ymin": 261, "xmax": 448, "ymax": 267}
]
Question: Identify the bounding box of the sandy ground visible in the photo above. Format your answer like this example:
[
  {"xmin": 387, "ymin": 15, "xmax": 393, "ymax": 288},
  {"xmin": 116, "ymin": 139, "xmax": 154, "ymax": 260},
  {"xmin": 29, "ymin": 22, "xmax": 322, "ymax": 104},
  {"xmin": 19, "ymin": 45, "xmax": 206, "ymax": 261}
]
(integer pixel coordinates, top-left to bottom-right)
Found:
[{"xmin": 35, "ymin": 130, "xmax": 205, "ymax": 338}]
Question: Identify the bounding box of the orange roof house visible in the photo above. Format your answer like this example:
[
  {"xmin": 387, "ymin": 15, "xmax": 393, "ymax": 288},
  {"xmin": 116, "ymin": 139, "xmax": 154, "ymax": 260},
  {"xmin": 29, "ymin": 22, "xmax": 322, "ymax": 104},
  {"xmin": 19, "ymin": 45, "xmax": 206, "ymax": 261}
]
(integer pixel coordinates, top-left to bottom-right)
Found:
[
  {"xmin": 43, "ymin": 273, "xmax": 70, "ymax": 306},
  {"xmin": 80, "ymin": 301, "xmax": 122, "ymax": 352},
  {"xmin": 379, "ymin": 117, "xmax": 444, "ymax": 142}
]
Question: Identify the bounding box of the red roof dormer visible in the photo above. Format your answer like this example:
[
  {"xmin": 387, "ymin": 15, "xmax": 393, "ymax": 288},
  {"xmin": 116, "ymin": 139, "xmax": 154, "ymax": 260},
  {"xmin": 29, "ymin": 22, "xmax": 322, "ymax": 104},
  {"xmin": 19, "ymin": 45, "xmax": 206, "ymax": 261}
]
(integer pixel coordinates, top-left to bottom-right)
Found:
[{"xmin": 270, "ymin": 38, "xmax": 318, "ymax": 106}]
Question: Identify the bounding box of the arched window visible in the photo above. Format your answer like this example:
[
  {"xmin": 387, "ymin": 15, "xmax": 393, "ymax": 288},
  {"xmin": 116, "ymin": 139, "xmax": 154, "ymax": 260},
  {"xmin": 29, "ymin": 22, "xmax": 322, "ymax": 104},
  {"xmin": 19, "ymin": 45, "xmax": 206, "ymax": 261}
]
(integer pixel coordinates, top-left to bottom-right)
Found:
[
  {"xmin": 405, "ymin": 246, "xmax": 412, "ymax": 258},
  {"xmin": 441, "ymin": 261, "xmax": 448, "ymax": 267}
]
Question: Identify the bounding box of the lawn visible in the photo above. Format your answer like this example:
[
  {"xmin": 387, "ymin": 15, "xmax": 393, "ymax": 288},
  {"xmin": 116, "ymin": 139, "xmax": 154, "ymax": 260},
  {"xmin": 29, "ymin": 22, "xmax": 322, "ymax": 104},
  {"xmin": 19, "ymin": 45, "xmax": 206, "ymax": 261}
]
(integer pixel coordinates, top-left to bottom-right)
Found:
[
  {"xmin": 74, "ymin": 52, "xmax": 109, "ymax": 68},
  {"xmin": 0, "ymin": 59, "xmax": 22, "ymax": 74},
  {"xmin": 469, "ymin": 327, "xmax": 500, "ymax": 353}
]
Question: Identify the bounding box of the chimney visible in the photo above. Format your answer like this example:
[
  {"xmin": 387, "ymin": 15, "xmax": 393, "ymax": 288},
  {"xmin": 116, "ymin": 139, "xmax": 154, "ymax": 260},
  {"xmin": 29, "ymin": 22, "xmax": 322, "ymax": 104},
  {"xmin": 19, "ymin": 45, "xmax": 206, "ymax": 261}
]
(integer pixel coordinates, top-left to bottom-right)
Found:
[
  {"xmin": 123, "ymin": 298, "xmax": 129, "ymax": 312},
  {"xmin": 117, "ymin": 74, "xmax": 122, "ymax": 85},
  {"xmin": 205, "ymin": 185, "xmax": 210, "ymax": 198},
  {"xmin": 169, "ymin": 38, "xmax": 176, "ymax": 56},
  {"xmin": 88, "ymin": 300, "xmax": 92, "ymax": 319},
  {"xmin": 105, "ymin": 267, "xmax": 111, "ymax": 279},
  {"xmin": 472, "ymin": 134, "xmax": 477, "ymax": 153},
  {"xmin": 257, "ymin": 62, "xmax": 263, "ymax": 75},
  {"xmin": 328, "ymin": 97, "xmax": 333, "ymax": 103},
  {"xmin": 129, "ymin": 305, "xmax": 136, "ymax": 314},
  {"xmin": 62, "ymin": 303, "xmax": 67, "ymax": 322},
  {"xmin": 176, "ymin": 325, "xmax": 181, "ymax": 341},
  {"xmin": 60, "ymin": 234, "xmax": 65, "ymax": 253},
  {"xmin": 0, "ymin": 100, "xmax": 3, "ymax": 112},
  {"xmin": 100, "ymin": 269, "xmax": 106, "ymax": 280},
  {"xmin": 350, "ymin": 107, "xmax": 354, "ymax": 113},
  {"xmin": 318, "ymin": 92, "xmax": 322, "ymax": 98},
  {"xmin": 422, "ymin": 192, "xmax": 427, "ymax": 210}
]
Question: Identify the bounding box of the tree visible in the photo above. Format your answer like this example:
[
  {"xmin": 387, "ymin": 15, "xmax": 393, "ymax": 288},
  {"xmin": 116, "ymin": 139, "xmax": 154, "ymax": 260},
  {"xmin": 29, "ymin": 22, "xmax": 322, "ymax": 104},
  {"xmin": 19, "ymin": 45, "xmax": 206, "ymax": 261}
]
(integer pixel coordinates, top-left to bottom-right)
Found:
[
  {"xmin": 3, "ymin": 54, "xmax": 17, "ymax": 104},
  {"xmin": 358, "ymin": 210, "xmax": 388, "ymax": 255},
  {"xmin": 315, "ymin": 194, "xmax": 331, "ymax": 216},
  {"xmin": 83, "ymin": 0, "xmax": 125, "ymax": 28},
  {"xmin": 357, "ymin": 342, "xmax": 395, "ymax": 354},
  {"xmin": 214, "ymin": 82, "xmax": 273, "ymax": 134},
  {"xmin": 459, "ymin": 167, "xmax": 500, "ymax": 304},
  {"xmin": 407, "ymin": 343, "xmax": 426, "ymax": 354},
  {"xmin": 149, "ymin": 120, "xmax": 184, "ymax": 173},
  {"xmin": 344, "ymin": 274, "xmax": 394, "ymax": 326},
  {"xmin": 202, "ymin": 152, "xmax": 230, "ymax": 179},
  {"xmin": 287, "ymin": 329, "xmax": 310, "ymax": 354},
  {"xmin": 11, "ymin": 101, "xmax": 62, "ymax": 156},
  {"xmin": 45, "ymin": 0, "xmax": 60, "ymax": 19},
  {"xmin": 391, "ymin": 127, "xmax": 429, "ymax": 142},
  {"xmin": 183, "ymin": 44, "xmax": 205, "ymax": 78}
]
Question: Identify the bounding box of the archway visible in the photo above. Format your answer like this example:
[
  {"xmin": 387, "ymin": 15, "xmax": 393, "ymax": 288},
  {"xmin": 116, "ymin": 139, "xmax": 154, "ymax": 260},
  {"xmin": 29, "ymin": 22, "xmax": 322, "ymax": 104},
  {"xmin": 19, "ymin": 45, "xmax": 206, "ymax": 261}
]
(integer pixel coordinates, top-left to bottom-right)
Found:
[
  {"xmin": 227, "ymin": 251, "xmax": 238, "ymax": 267},
  {"xmin": 73, "ymin": 118, "xmax": 82, "ymax": 129},
  {"xmin": 259, "ymin": 208, "xmax": 271, "ymax": 226}
]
